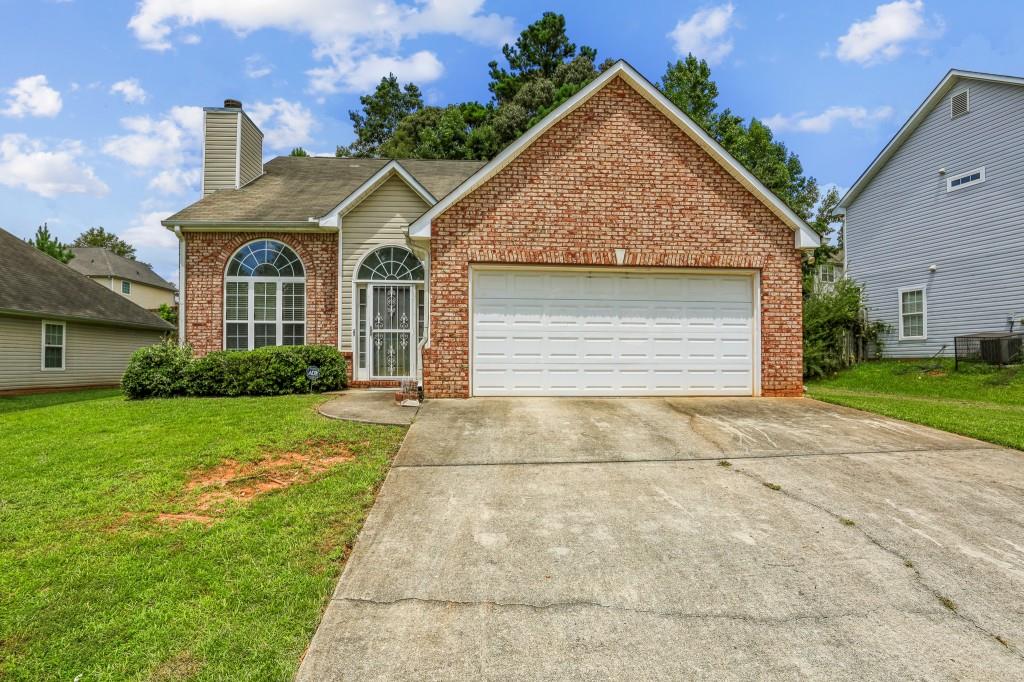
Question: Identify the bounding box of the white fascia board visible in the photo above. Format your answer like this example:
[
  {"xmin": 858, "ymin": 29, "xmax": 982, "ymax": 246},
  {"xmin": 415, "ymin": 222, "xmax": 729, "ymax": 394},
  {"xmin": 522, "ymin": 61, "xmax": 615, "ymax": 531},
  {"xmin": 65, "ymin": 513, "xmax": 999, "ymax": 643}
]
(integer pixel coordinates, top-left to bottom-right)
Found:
[
  {"xmin": 839, "ymin": 69, "xmax": 1024, "ymax": 209},
  {"xmin": 319, "ymin": 160, "xmax": 436, "ymax": 227},
  {"xmin": 408, "ymin": 59, "xmax": 817, "ymax": 250}
]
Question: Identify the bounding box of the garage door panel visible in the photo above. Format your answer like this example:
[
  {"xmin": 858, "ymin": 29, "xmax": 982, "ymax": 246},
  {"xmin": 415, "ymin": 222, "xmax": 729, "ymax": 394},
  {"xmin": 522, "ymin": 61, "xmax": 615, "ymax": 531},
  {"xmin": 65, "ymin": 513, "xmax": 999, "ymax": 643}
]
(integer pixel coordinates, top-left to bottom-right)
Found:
[{"xmin": 472, "ymin": 269, "xmax": 755, "ymax": 396}]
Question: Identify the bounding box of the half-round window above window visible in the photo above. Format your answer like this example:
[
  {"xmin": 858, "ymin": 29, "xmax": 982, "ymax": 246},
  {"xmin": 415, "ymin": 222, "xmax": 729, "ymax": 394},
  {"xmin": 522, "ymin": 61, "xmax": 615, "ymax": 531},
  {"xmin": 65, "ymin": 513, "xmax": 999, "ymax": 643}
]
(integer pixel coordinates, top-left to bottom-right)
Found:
[
  {"xmin": 227, "ymin": 240, "xmax": 305, "ymax": 277},
  {"xmin": 357, "ymin": 246, "xmax": 424, "ymax": 281}
]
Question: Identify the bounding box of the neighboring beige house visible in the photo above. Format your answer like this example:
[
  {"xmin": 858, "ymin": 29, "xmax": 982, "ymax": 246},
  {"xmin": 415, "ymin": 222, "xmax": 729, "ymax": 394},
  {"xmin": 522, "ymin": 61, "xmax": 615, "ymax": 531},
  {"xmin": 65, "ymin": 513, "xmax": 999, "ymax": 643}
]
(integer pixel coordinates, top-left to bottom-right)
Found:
[
  {"xmin": 0, "ymin": 228, "xmax": 173, "ymax": 393},
  {"xmin": 67, "ymin": 247, "xmax": 177, "ymax": 310}
]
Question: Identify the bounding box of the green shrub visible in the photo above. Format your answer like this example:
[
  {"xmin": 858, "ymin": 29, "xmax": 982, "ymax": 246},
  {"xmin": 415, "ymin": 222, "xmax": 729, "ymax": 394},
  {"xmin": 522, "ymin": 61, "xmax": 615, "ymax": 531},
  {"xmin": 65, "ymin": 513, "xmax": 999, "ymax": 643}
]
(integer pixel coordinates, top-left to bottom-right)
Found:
[
  {"xmin": 803, "ymin": 278, "xmax": 889, "ymax": 380},
  {"xmin": 123, "ymin": 343, "xmax": 347, "ymax": 399},
  {"xmin": 121, "ymin": 340, "xmax": 193, "ymax": 399}
]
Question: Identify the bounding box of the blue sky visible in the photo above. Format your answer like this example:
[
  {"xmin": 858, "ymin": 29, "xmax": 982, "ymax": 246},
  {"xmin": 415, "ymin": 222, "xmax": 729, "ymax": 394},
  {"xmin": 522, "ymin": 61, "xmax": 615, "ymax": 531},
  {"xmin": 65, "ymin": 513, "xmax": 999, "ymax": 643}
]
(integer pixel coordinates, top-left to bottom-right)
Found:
[{"xmin": 1, "ymin": 0, "xmax": 1022, "ymax": 282}]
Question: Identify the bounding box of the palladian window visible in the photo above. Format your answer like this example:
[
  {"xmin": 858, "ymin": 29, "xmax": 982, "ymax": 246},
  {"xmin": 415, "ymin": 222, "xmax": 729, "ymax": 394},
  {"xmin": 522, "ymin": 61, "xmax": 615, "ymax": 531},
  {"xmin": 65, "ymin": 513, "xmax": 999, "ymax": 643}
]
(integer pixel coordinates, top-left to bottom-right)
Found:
[{"xmin": 224, "ymin": 240, "xmax": 306, "ymax": 350}]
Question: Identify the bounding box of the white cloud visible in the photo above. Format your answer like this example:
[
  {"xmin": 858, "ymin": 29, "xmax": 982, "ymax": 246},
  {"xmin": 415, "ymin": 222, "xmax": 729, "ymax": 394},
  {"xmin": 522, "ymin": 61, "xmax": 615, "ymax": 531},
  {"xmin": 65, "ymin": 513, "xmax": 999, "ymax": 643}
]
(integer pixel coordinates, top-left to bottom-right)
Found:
[
  {"xmin": 149, "ymin": 167, "xmax": 201, "ymax": 195},
  {"xmin": 247, "ymin": 99, "xmax": 316, "ymax": 150},
  {"xmin": 244, "ymin": 54, "xmax": 273, "ymax": 79},
  {"xmin": 668, "ymin": 3, "xmax": 735, "ymax": 64},
  {"xmin": 3, "ymin": 75, "xmax": 62, "ymax": 118},
  {"xmin": 110, "ymin": 78, "xmax": 148, "ymax": 103},
  {"xmin": 836, "ymin": 0, "xmax": 943, "ymax": 65},
  {"xmin": 127, "ymin": 0, "xmax": 515, "ymax": 93},
  {"xmin": 102, "ymin": 105, "xmax": 203, "ymax": 168},
  {"xmin": 120, "ymin": 209, "xmax": 179, "ymax": 249},
  {"xmin": 181, "ymin": 33, "xmax": 201, "ymax": 44},
  {"xmin": 764, "ymin": 105, "xmax": 895, "ymax": 133},
  {"xmin": 0, "ymin": 134, "xmax": 108, "ymax": 198}
]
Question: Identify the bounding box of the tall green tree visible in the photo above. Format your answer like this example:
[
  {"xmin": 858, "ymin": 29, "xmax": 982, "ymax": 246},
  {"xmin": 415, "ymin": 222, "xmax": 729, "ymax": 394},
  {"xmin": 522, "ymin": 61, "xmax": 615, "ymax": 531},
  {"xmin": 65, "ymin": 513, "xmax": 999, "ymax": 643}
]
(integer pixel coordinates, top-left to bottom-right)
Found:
[
  {"xmin": 659, "ymin": 56, "xmax": 719, "ymax": 130},
  {"xmin": 487, "ymin": 12, "xmax": 596, "ymax": 104},
  {"xmin": 289, "ymin": 147, "xmax": 309, "ymax": 157},
  {"xmin": 72, "ymin": 226, "xmax": 136, "ymax": 259},
  {"xmin": 27, "ymin": 223, "xmax": 73, "ymax": 263},
  {"xmin": 337, "ymin": 74, "xmax": 424, "ymax": 157}
]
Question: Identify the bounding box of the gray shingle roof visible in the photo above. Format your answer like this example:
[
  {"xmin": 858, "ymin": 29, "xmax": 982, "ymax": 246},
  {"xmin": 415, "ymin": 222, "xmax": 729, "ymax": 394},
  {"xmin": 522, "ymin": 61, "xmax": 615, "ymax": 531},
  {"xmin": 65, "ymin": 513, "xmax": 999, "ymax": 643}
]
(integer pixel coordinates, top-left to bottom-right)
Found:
[
  {"xmin": 163, "ymin": 156, "xmax": 485, "ymax": 225},
  {"xmin": 0, "ymin": 228, "xmax": 174, "ymax": 330},
  {"xmin": 68, "ymin": 247, "xmax": 177, "ymax": 291}
]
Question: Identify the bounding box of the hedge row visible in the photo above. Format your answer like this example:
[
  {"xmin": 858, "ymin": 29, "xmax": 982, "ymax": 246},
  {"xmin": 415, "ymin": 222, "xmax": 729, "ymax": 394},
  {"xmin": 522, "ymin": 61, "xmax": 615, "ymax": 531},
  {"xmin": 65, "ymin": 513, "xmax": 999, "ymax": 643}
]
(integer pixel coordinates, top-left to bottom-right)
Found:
[{"xmin": 121, "ymin": 341, "xmax": 347, "ymax": 399}]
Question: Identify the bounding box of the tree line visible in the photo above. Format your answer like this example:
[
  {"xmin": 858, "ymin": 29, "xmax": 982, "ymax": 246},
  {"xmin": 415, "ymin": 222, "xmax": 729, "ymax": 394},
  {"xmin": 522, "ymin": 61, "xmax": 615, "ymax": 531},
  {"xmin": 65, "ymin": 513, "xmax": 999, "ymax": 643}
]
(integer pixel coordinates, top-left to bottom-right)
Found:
[{"xmin": 27, "ymin": 224, "xmax": 137, "ymax": 264}]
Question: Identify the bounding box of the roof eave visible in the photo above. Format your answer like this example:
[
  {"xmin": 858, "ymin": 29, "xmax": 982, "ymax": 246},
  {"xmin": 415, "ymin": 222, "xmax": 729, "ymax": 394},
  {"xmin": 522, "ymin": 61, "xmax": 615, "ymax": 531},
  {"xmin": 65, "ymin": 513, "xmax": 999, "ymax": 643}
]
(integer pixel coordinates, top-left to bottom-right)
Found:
[
  {"xmin": 161, "ymin": 220, "xmax": 337, "ymax": 232},
  {"xmin": 0, "ymin": 306, "xmax": 174, "ymax": 332}
]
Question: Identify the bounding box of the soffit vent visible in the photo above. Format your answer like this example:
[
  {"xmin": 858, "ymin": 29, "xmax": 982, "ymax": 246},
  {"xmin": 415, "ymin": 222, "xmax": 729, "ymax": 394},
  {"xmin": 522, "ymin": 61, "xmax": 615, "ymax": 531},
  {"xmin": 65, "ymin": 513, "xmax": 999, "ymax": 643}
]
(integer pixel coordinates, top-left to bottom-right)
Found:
[{"xmin": 951, "ymin": 89, "xmax": 970, "ymax": 119}]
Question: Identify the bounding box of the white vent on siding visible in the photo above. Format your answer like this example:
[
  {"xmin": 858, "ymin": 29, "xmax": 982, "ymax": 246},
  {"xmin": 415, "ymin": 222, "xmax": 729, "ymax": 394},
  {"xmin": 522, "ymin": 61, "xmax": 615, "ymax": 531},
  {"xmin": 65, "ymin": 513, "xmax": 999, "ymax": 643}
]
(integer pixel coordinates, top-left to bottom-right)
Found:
[{"xmin": 951, "ymin": 89, "xmax": 970, "ymax": 118}]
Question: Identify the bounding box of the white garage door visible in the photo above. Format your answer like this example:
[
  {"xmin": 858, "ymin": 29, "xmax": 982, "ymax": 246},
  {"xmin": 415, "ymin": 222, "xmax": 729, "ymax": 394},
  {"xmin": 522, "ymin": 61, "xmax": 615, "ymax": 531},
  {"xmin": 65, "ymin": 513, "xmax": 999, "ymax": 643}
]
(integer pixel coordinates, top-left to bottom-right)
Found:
[{"xmin": 471, "ymin": 268, "xmax": 756, "ymax": 397}]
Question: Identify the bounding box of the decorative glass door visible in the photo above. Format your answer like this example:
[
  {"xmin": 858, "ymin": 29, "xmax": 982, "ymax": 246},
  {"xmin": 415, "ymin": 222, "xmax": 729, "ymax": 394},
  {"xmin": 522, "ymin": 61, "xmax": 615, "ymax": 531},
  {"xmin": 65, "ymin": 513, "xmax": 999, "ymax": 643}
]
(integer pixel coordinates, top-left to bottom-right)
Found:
[{"xmin": 369, "ymin": 284, "xmax": 414, "ymax": 378}]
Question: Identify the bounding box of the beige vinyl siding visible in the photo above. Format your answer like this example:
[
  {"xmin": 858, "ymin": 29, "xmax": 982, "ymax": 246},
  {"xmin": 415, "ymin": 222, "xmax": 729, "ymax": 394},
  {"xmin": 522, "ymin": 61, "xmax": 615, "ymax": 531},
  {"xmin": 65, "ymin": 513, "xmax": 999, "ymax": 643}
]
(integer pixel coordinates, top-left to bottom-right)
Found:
[
  {"xmin": 0, "ymin": 315, "xmax": 165, "ymax": 391},
  {"xmin": 239, "ymin": 114, "xmax": 263, "ymax": 187},
  {"xmin": 203, "ymin": 110, "xmax": 239, "ymax": 195},
  {"xmin": 340, "ymin": 175, "xmax": 429, "ymax": 352},
  {"xmin": 85, "ymin": 276, "xmax": 175, "ymax": 310}
]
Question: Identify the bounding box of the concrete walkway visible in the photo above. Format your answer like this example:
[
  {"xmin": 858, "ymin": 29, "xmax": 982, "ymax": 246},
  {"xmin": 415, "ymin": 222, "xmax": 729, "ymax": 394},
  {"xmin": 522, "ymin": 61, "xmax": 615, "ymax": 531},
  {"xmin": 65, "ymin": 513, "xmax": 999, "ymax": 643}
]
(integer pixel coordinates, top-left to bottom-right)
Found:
[
  {"xmin": 318, "ymin": 390, "xmax": 418, "ymax": 426},
  {"xmin": 299, "ymin": 397, "xmax": 1024, "ymax": 680}
]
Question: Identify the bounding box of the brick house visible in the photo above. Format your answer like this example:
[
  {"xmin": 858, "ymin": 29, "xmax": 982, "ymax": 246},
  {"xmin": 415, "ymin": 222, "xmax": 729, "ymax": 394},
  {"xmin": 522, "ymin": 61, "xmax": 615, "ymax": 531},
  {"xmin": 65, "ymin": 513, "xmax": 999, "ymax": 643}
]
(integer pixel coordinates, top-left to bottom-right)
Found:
[{"xmin": 163, "ymin": 61, "xmax": 818, "ymax": 398}]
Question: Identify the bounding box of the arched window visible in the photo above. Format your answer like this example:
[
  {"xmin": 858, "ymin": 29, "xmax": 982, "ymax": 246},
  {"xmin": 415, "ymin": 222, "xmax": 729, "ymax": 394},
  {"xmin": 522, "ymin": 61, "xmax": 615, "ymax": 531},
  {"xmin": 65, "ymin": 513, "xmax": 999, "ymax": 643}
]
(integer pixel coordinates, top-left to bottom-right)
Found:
[
  {"xmin": 224, "ymin": 240, "xmax": 306, "ymax": 350},
  {"xmin": 357, "ymin": 245, "xmax": 424, "ymax": 281}
]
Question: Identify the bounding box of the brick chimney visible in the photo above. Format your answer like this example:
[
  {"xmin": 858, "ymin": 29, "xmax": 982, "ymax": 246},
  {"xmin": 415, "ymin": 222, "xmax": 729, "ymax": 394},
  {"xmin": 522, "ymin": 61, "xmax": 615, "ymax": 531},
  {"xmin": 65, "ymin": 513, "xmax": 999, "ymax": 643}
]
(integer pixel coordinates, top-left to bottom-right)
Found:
[{"xmin": 202, "ymin": 99, "xmax": 263, "ymax": 196}]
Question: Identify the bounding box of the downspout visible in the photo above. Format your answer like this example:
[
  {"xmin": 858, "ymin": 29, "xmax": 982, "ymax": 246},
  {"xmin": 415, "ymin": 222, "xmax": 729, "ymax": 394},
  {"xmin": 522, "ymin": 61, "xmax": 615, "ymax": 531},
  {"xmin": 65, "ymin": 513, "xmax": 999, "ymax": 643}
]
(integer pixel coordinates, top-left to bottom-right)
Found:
[
  {"xmin": 409, "ymin": 237, "xmax": 430, "ymax": 391},
  {"xmin": 174, "ymin": 225, "xmax": 185, "ymax": 344}
]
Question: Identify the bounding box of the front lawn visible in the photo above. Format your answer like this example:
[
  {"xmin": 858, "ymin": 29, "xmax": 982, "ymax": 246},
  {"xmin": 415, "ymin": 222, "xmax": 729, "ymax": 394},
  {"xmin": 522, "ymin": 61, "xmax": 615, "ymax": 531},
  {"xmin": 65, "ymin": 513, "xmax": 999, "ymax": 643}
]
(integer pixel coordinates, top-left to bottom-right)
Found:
[
  {"xmin": 0, "ymin": 389, "xmax": 405, "ymax": 681},
  {"xmin": 807, "ymin": 359, "xmax": 1024, "ymax": 450}
]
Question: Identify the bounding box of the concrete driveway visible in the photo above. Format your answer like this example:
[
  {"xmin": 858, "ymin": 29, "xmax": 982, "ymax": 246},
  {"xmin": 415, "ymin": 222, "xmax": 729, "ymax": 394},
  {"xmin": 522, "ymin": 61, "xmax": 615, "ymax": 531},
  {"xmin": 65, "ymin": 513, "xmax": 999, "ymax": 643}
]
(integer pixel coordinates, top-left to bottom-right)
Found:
[{"xmin": 298, "ymin": 398, "xmax": 1024, "ymax": 680}]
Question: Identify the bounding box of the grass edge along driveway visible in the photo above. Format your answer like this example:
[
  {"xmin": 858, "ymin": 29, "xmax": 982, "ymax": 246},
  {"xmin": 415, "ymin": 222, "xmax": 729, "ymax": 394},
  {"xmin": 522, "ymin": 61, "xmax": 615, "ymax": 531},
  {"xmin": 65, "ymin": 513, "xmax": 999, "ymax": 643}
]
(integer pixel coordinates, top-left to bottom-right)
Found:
[
  {"xmin": 0, "ymin": 389, "xmax": 405, "ymax": 681},
  {"xmin": 807, "ymin": 359, "xmax": 1024, "ymax": 451}
]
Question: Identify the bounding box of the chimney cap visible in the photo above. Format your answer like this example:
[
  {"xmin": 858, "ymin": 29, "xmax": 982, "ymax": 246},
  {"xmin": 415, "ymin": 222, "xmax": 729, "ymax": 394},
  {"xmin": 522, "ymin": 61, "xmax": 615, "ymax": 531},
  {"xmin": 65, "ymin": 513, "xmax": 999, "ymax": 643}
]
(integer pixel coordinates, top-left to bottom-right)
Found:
[{"xmin": 223, "ymin": 98, "xmax": 242, "ymax": 109}]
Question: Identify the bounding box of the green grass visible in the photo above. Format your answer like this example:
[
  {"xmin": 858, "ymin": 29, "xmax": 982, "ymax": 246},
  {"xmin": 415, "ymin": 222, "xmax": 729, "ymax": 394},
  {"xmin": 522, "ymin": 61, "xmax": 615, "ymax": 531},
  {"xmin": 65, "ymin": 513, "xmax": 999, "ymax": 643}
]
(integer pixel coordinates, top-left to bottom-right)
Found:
[
  {"xmin": 807, "ymin": 360, "xmax": 1024, "ymax": 450},
  {"xmin": 0, "ymin": 389, "xmax": 405, "ymax": 681}
]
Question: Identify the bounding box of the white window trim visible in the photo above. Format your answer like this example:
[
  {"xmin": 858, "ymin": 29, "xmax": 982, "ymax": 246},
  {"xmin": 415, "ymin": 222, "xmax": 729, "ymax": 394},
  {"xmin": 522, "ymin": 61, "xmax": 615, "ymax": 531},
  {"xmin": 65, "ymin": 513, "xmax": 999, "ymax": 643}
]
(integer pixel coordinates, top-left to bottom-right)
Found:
[
  {"xmin": 817, "ymin": 263, "xmax": 837, "ymax": 284},
  {"xmin": 898, "ymin": 286, "xmax": 928, "ymax": 341},
  {"xmin": 121, "ymin": 280, "xmax": 132, "ymax": 295},
  {"xmin": 946, "ymin": 166, "xmax": 985, "ymax": 192},
  {"xmin": 224, "ymin": 276, "xmax": 307, "ymax": 350},
  {"xmin": 40, "ymin": 320, "xmax": 66, "ymax": 371}
]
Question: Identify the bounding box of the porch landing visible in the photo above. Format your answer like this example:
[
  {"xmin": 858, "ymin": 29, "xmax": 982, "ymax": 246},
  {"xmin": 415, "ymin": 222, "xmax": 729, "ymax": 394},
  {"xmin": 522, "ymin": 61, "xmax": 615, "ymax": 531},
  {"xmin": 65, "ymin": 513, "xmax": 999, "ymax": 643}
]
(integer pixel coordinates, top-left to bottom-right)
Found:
[{"xmin": 318, "ymin": 389, "xmax": 419, "ymax": 426}]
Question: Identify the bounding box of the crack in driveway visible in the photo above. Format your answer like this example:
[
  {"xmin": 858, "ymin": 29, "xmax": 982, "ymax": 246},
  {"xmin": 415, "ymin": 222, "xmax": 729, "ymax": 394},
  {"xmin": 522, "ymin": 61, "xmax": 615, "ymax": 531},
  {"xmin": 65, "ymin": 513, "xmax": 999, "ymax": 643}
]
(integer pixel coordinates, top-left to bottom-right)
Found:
[
  {"xmin": 335, "ymin": 594, "xmax": 951, "ymax": 628},
  {"xmin": 732, "ymin": 463, "xmax": 1023, "ymax": 660}
]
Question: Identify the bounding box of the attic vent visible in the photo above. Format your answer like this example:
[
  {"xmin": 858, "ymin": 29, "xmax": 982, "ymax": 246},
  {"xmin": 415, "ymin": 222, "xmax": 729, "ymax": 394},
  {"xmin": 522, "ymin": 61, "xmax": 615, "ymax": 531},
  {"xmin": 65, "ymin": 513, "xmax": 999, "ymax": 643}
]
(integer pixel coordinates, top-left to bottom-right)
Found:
[{"xmin": 951, "ymin": 89, "xmax": 969, "ymax": 118}]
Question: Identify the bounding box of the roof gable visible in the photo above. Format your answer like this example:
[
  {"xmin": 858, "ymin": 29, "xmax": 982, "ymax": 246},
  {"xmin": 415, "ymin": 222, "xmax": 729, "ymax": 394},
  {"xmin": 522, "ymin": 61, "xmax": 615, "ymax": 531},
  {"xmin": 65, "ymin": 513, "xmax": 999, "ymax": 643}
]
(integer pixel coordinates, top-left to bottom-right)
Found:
[
  {"xmin": 0, "ymin": 229, "xmax": 173, "ymax": 330},
  {"xmin": 839, "ymin": 69, "xmax": 1024, "ymax": 209},
  {"xmin": 319, "ymin": 161, "xmax": 436, "ymax": 227},
  {"xmin": 408, "ymin": 60, "xmax": 819, "ymax": 249},
  {"xmin": 68, "ymin": 247, "xmax": 176, "ymax": 291}
]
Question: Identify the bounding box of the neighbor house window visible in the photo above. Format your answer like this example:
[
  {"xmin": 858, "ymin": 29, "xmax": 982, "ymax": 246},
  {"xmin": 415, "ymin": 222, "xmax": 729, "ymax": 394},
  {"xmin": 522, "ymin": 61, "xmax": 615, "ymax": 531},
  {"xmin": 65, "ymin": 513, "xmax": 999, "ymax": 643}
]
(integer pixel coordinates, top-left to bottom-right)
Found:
[
  {"xmin": 224, "ymin": 240, "xmax": 305, "ymax": 350},
  {"xmin": 899, "ymin": 287, "xmax": 927, "ymax": 340},
  {"xmin": 817, "ymin": 263, "xmax": 837, "ymax": 284},
  {"xmin": 946, "ymin": 167, "xmax": 985, "ymax": 192},
  {"xmin": 41, "ymin": 321, "xmax": 65, "ymax": 370},
  {"xmin": 121, "ymin": 280, "xmax": 132, "ymax": 295}
]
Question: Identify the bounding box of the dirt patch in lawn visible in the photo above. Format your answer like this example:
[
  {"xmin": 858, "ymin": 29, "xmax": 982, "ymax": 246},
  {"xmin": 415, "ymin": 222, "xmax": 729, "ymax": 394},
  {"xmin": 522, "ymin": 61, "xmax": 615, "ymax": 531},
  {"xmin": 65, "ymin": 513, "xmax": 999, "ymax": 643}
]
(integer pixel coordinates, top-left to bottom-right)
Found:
[{"xmin": 122, "ymin": 440, "xmax": 356, "ymax": 528}]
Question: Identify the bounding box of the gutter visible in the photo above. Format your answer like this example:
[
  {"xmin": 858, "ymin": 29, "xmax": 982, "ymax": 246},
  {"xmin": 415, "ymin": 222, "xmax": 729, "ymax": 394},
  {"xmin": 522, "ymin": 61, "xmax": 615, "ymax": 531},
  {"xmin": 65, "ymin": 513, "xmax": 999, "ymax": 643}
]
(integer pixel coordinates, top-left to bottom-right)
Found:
[
  {"xmin": 0, "ymin": 307, "xmax": 173, "ymax": 332},
  {"xmin": 174, "ymin": 225, "xmax": 186, "ymax": 344},
  {"xmin": 161, "ymin": 220, "xmax": 336, "ymax": 231}
]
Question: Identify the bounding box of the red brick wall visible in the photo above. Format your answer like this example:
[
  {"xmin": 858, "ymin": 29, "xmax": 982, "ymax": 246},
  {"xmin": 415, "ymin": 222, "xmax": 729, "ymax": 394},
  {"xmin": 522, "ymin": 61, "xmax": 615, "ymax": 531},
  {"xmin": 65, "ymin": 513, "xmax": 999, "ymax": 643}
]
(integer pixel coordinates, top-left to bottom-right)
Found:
[
  {"xmin": 183, "ymin": 232, "xmax": 338, "ymax": 355},
  {"xmin": 426, "ymin": 77, "xmax": 803, "ymax": 398}
]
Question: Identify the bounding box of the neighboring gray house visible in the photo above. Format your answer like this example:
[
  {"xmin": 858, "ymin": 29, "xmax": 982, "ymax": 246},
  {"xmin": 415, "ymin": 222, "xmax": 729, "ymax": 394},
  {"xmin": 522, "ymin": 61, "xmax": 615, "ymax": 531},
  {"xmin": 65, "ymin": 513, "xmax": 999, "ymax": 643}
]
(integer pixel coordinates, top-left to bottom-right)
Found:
[
  {"xmin": 838, "ymin": 69, "xmax": 1024, "ymax": 358},
  {"xmin": 0, "ymin": 228, "xmax": 173, "ymax": 393},
  {"xmin": 68, "ymin": 247, "xmax": 177, "ymax": 311}
]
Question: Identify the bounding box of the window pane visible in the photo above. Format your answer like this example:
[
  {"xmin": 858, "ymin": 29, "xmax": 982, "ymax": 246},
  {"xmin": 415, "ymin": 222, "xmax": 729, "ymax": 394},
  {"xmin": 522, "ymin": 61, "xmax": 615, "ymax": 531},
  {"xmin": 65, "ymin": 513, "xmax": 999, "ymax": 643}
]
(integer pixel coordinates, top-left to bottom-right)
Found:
[
  {"xmin": 254, "ymin": 282, "xmax": 277, "ymax": 321},
  {"xmin": 901, "ymin": 290, "xmax": 923, "ymax": 315},
  {"xmin": 903, "ymin": 314, "xmax": 923, "ymax": 337},
  {"xmin": 283, "ymin": 282, "xmax": 305, "ymax": 321},
  {"xmin": 226, "ymin": 323, "xmax": 249, "ymax": 350},
  {"xmin": 44, "ymin": 324, "xmax": 63, "ymax": 346},
  {"xmin": 226, "ymin": 282, "xmax": 248, "ymax": 321},
  {"xmin": 282, "ymin": 323, "xmax": 305, "ymax": 346},
  {"xmin": 44, "ymin": 346, "xmax": 63, "ymax": 369},
  {"xmin": 254, "ymin": 323, "xmax": 276, "ymax": 348}
]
